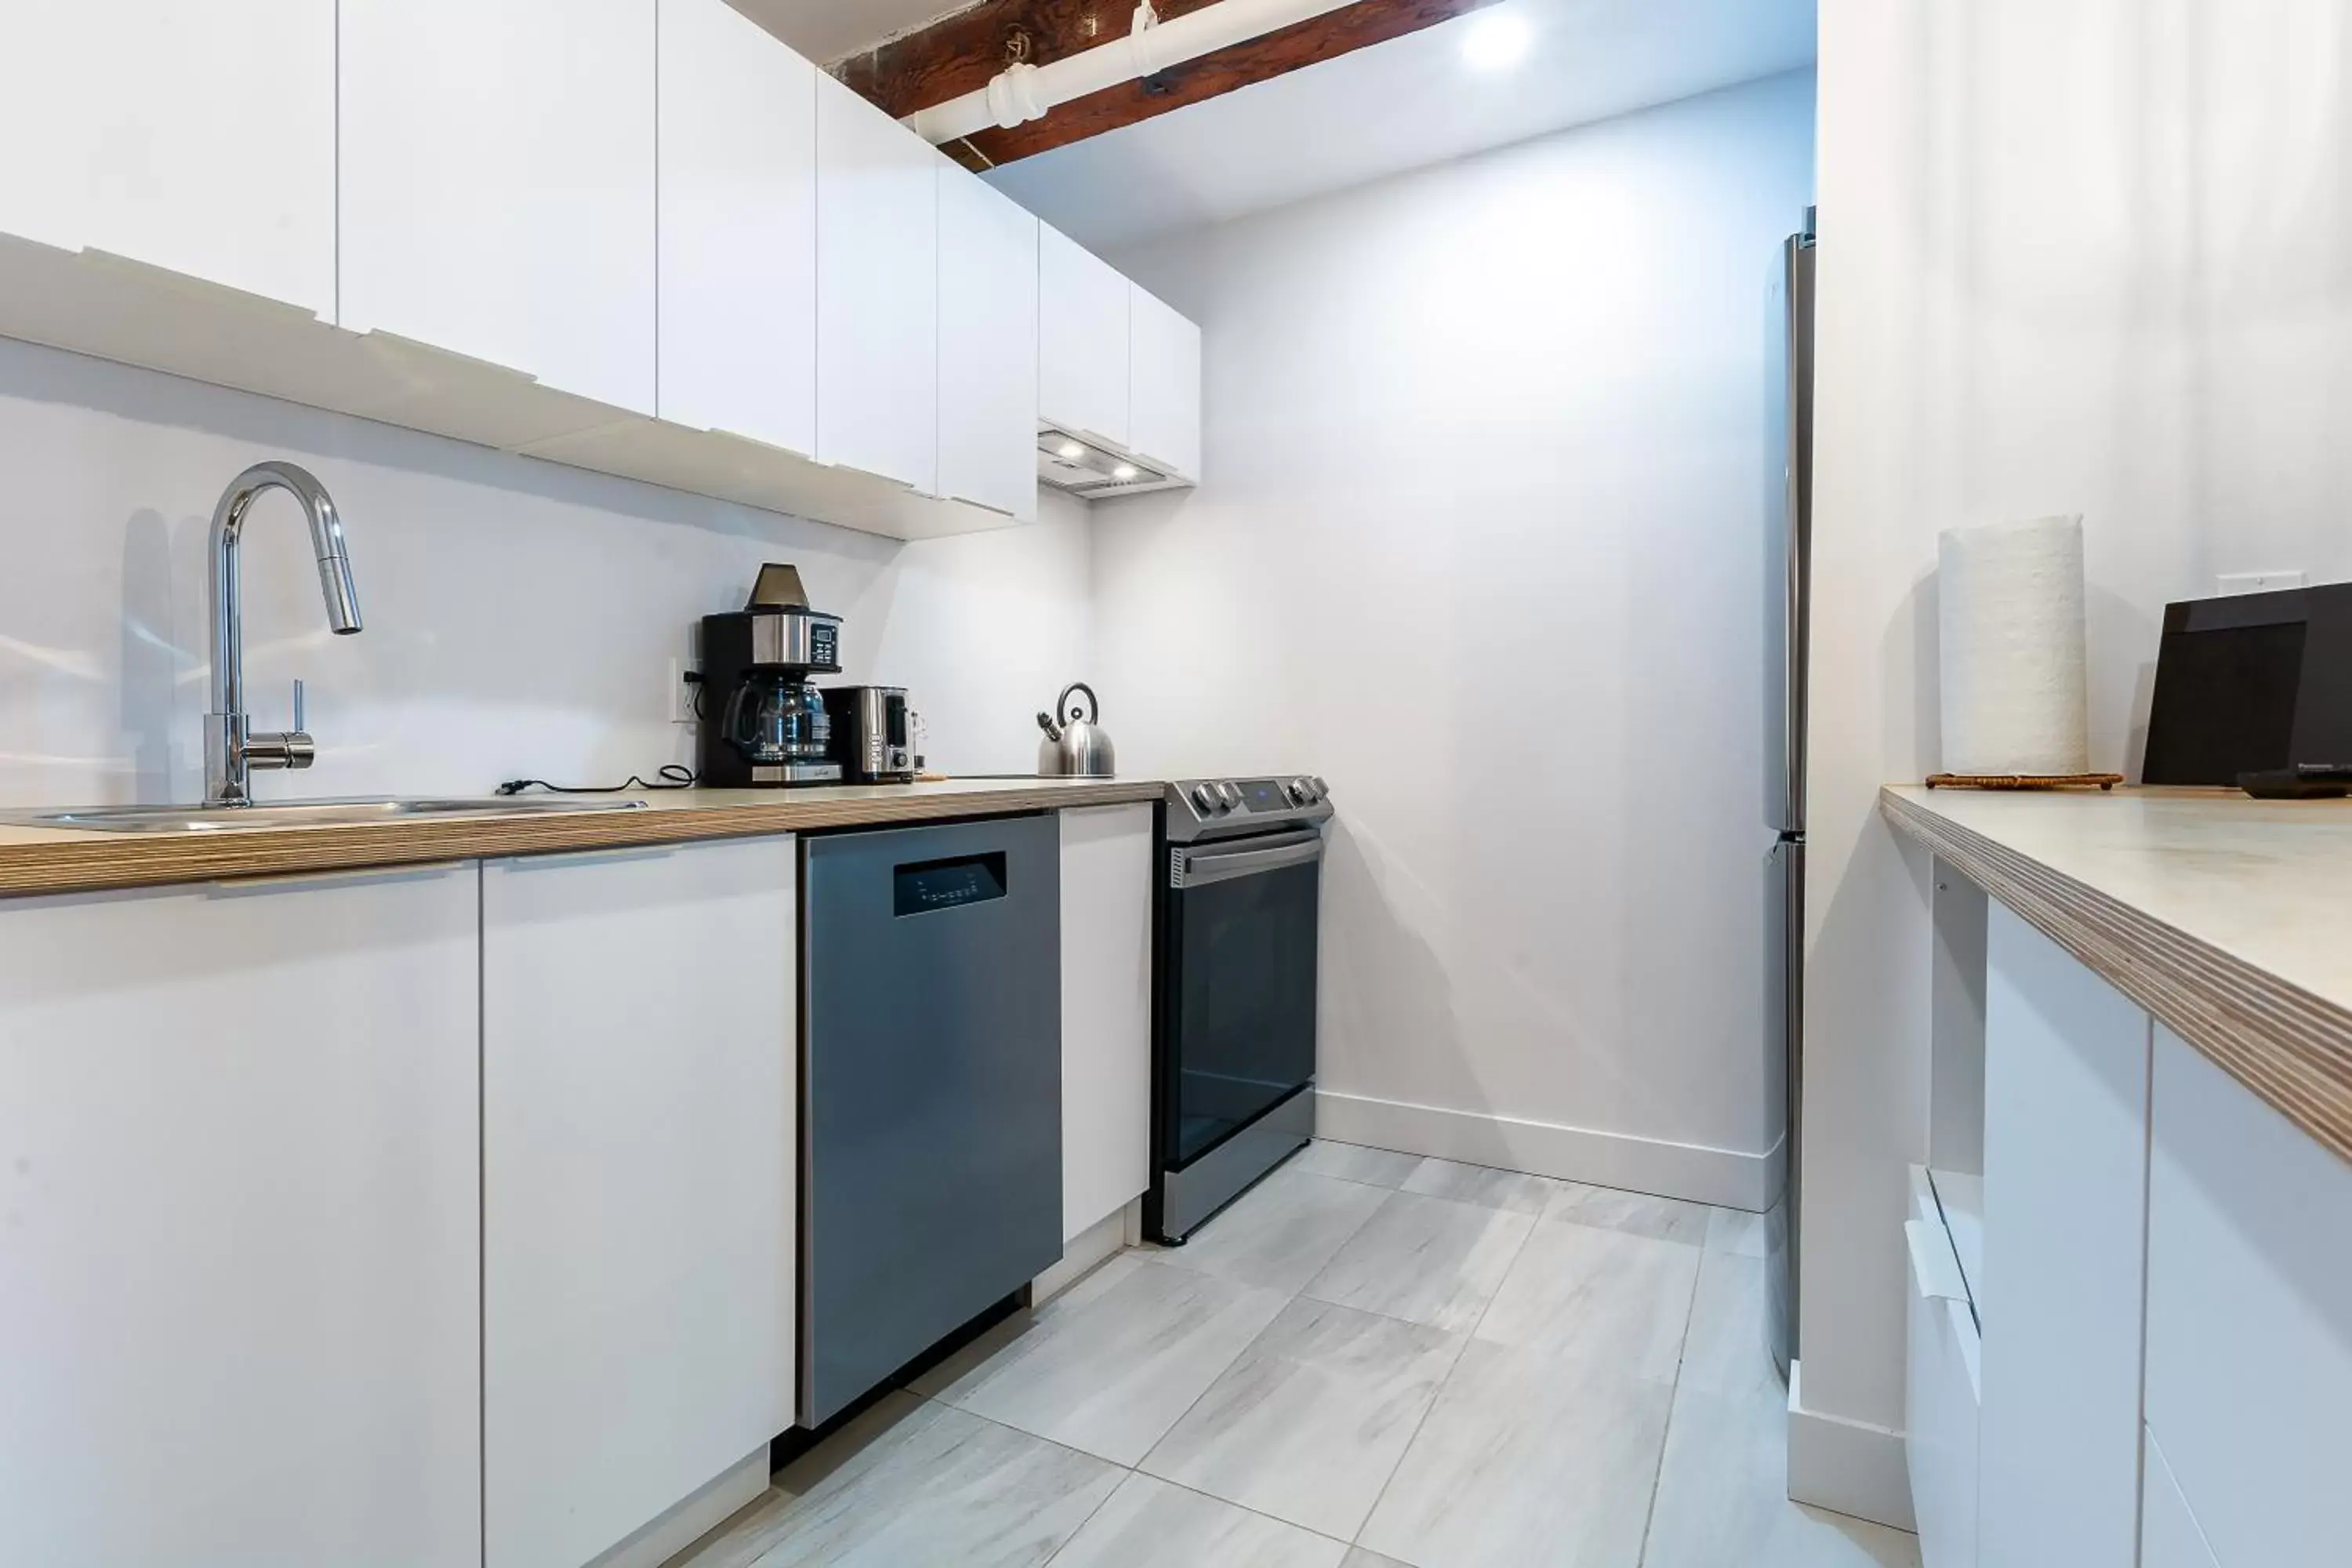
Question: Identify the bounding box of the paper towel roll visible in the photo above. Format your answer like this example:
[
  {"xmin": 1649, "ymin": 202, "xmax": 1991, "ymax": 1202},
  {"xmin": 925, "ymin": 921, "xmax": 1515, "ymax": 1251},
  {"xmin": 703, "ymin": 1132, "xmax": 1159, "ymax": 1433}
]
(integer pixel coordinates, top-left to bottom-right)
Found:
[{"xmin": 1938, "ymin": 515, "xmax": 2089, "ymax": 775}]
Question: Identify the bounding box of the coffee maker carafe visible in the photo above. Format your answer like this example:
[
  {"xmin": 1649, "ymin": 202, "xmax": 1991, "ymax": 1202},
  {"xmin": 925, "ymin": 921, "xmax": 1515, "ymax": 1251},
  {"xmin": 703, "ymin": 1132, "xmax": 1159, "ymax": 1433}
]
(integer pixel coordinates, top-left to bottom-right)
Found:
[{"xmin": 699, "ymin": 564, "xmax": 845, "ymax": 787}]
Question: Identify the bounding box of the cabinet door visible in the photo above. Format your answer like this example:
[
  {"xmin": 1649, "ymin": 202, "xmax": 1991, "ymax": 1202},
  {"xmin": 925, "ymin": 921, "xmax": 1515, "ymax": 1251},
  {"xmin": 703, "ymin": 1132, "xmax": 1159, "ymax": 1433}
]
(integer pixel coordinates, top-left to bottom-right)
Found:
[
  {"xmin": 2140, "ymin": 1427, "xmax": 2221, "ymax": 1568},
  {"xmin": 0, "ymin": 0, "xmax": 334, "ymax": 314},
  {"xmin": 657, "ymin": 0, "xmax": 816, "ymax": 453},
  {"xmin": 340, "ymin": 0, "xmax": 657, "ymax": 412},
  {"xmin": 1039, "ymin": 222, "xmax": 1131, "ymax": 449},
  {"xmin": 938, "ymin": 161, "xmax": 1040, "ymax": 520},
  {"xmin": 0, "ymin": 866, "xmax": 480, "ymax": 1567},
  {"xmin": 814, "ymin": 71, "xmax": 937, "ymax": 492},
  {"xmin": 482, "ymin": 838, "xmax": 795, "ymax": 1568},
  {"xmin": 1128, "ymin": 284, "xmax": 1203, "ymax": 481},
  {"xmin": 2143, "ymin": 1023, "xmax": 2351, "ymax": 1568},
  {"xmin": 1060, "ymin": 803, "xmax": 1154, "ymax": 1240},
  {"xmin": 1976, "ymin": 903, "xmax": 2149, "ymax": 1568}
]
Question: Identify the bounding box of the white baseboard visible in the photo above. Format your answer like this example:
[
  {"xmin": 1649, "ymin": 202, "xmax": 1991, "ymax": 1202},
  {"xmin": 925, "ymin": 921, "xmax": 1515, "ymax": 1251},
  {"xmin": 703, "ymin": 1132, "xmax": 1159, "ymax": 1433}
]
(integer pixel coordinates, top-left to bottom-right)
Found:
[
  {"xmin": 1314, "ymin": 1089, "xmax": 1778, "ymax": 1211},
  {"xmin": 1032, "ymin": 1200, "xmax": 1134, "ymax": 1305},
  {"xmin": 604, "ymin": 1446, "xmax": 770, "ymax": 1568},
  {"xmin": 1787, "ymin": 1360, "xmax": 1917, "ymax": 1533}
]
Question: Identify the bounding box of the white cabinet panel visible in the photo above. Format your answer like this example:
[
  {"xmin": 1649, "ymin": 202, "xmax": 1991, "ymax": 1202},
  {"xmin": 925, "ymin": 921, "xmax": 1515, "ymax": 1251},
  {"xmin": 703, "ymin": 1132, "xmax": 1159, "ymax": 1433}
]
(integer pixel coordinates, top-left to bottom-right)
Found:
[
  {"xmin": 482, "ymin": 837, "xmax": 796, "ymax": 1568},
  {"xmin": 1060, "ymin": 804, "xmax": 1154, "ymax": 1241},
  {"xmin": 1976, "ymin": 902, "xmax": 2148, "ymax": 1568},
  {"xmin": 2140, "ymin": 1427, "xmax": 2221, "ymax": 1568},
  {"xmin": 938, "ymin": 161, "xmax": 1040, "ymax": 520},
  {"xmin": 341, "ymin": 0, "xmax": 657, "ymax": 412},
  {"xmin": 0, "ymin": 0, "xmax": 335, "ymax": 315},
  {"xmin": 1128, "ymin": 284, "xmax": 1203, "ymax": 481},
  {"xmin": 815, "ymin": 72, "xmax": 937, "ymax": 492},
  {"xmin": 657, "ymin": 0, "xmax": 817, "ymax": 453},
  {"xmin": 2144, "ymin": 1023, "xmax": 2352, "ymax": 1568},
  {"xmin": 0, "ymin": 866, "xmax": 480, "ymax": 1567},
  {"xmin": 1040, "ymin": 222, "xmax": 1131, "ymax": 449},
  {"xmin": 1906, "ymin": 1171, "xmax": 1980, "ymax": 1568}
]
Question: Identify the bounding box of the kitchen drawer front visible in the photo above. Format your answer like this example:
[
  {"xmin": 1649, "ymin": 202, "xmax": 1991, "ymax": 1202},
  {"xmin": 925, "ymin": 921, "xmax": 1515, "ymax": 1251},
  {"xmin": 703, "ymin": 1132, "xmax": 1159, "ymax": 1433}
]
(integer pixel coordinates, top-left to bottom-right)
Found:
[{"xmin": 1906, "ymin": 1169, "xmax": 1980, "ymax": 1568}]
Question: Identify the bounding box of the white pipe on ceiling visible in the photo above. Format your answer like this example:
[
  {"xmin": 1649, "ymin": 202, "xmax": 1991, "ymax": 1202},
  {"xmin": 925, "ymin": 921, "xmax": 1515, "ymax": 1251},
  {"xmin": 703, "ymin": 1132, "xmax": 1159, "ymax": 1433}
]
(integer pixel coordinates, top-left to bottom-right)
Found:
[{"xmin": 901, "ymin": 0, "xmax": 1365, "ymax": 147}]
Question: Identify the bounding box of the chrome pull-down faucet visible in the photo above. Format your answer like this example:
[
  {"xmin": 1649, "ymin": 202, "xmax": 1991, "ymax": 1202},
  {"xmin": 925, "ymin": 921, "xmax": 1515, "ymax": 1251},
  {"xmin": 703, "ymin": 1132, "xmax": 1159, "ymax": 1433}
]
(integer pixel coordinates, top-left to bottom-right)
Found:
[{"xmin": 202, "ymin": 462, "xmax": 363, "ymax": 806}]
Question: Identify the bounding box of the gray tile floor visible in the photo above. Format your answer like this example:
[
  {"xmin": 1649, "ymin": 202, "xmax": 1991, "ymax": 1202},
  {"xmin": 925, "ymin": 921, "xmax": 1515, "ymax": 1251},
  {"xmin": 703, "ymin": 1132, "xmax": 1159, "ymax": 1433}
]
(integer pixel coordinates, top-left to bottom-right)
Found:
[{"xmin": 675, "ymin": 1142, "xmax": 1922, "ymax": 1568}]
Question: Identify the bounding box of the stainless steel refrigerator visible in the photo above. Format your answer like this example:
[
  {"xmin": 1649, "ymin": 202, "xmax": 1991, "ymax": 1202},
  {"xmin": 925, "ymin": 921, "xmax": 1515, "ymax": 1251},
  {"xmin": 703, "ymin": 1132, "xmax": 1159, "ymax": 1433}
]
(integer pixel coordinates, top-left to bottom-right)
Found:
[{"xmin": 1763, "ymin": 211, "xmax": 1814, "ymax": 1379}]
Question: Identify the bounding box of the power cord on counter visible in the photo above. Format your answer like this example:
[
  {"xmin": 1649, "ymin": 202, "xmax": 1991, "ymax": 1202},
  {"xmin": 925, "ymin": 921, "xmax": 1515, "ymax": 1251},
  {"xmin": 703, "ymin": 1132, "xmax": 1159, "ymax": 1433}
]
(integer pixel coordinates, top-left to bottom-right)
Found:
[{"xmin": 495, "ymin": 765, "xmax": 697, "ymax": 797}]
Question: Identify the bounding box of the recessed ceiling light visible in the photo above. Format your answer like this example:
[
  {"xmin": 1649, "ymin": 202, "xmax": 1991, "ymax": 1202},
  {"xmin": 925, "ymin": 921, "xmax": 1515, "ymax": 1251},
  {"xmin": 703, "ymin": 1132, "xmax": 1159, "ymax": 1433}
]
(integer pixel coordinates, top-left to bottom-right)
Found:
[
  {"xmin": 1112, "ymin": 463, "xmax": 1139, "ymax": 481},
  {"xmin": 1057, "ymin": 439, "xmax": 1085, "ymax": 459},
  {"xmin": 1461, "ymin": 9, "xmax": 1532, "ymax": 71}
]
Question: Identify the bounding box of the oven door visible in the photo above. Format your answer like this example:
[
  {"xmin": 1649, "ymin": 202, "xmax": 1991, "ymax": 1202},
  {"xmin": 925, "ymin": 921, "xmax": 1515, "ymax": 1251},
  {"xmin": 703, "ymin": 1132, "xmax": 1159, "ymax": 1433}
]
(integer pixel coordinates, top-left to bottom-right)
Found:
[{"xmin": 1160, "ymin": 826, "xmax": 1323, "ymax": 1169}]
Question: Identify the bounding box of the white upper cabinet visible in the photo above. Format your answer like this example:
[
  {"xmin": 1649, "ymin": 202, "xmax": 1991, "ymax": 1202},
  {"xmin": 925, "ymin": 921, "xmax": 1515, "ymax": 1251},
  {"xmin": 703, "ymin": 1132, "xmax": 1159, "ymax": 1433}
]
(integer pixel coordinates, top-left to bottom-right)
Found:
[
  {"xmin": 1128, "ymin": 283, "xmax": 1203, "ymax": 481},
  {"xmin": 1040, "ymin": 222, "xmax": 1131, "ymax": 450},
  {"xmin": 0, "ymin": 866, "xmax": 481, "ymax": 1567},
  {"xmin": 938, "ymin": 161, "xmax": 1040, "ymax": 521},
  {"xmin": 0, "ymin": 0, "xmax": 334, "ymax": 315},
  {"xmin": 657, "ymin": 0, "xmax": 816, "ymax": 453},
  {"xmin": 340, "ymin": 0, "xmax": 657, "ymax": 412},
  {"xmin": 815, "ymin": 71, "xmax": 938, "ymax": 493}
]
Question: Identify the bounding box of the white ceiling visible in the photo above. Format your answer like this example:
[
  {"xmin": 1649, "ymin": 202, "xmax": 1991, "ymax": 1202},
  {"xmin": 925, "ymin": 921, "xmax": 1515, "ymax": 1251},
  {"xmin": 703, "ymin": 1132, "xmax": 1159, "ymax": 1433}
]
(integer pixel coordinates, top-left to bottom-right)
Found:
[
  {"xmin": 728, "ymin": 0, "xmax": 975, "ymax": 64},
  {"xmin": 984, "ymin": 0, "xmax": 1815, "ymax": 252}
]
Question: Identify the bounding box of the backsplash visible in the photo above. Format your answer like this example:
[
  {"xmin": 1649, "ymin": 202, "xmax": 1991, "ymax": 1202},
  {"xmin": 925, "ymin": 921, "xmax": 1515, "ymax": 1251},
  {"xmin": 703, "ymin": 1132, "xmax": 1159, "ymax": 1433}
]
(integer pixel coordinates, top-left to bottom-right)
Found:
[{"xmin": 0, "ymin": 336, "xmax": 1092, "ymax": 807}]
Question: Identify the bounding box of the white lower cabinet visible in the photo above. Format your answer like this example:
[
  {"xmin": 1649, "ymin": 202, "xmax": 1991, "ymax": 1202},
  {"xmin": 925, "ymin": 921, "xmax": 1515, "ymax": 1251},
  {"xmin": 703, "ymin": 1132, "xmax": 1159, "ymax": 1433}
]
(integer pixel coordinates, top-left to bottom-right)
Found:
[
  {"xmin": 1905, "ymin": 1171, "xmax": 1980, "ymax": 1568},
  {"xmin": 1976, "ymin": 904, "xmax": 2149, "ymax": 1568},
  {"xmin": 0, "ymin": 866, "xmax": 481, "ymax": 1568},
  {"xmin": 2140, "ymin": 1425, "xmax": 2221, "ymax": 1568},
  {"xmin": 482, "ymin": 838, "xmax": 797, "ymax": 1568},
  {"xmin": 1059, "ymin": 804, "xmax": 1154, "ymax": 1241},
  {"xmin": 2142, "ymin": 1023, "xmax": 2352, "ymax": 1568}
]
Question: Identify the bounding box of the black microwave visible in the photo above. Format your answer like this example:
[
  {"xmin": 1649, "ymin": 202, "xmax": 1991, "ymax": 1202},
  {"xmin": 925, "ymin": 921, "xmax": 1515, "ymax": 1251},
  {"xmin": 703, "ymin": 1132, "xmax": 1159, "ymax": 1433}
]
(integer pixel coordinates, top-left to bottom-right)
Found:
[{"xmin": 2143, "ymin": 583, "xmax": 2352, "ymax": 785}]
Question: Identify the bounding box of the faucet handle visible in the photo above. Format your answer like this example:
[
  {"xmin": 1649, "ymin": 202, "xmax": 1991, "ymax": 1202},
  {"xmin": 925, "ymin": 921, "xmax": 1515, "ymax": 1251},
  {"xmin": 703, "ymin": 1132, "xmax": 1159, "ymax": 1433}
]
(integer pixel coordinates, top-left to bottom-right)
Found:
[{"xmin": 277, "ymin": 678, "xmax": 316, "ymax": 771}]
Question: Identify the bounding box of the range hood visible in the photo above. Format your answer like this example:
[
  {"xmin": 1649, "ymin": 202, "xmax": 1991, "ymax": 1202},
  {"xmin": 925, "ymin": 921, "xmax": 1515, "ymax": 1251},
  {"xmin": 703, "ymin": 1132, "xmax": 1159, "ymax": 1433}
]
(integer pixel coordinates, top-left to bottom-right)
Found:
[{"xmin": 1036, "ymin": 425, "xmax": 1186, "ymax": 499}]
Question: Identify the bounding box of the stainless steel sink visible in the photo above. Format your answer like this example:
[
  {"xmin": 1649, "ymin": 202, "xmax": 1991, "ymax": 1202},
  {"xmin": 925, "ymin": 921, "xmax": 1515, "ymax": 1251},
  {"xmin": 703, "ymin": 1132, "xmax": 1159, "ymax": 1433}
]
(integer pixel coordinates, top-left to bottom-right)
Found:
[{"xmin": 0, "ymin": 797, "xmax": 652, "ymax": 833}]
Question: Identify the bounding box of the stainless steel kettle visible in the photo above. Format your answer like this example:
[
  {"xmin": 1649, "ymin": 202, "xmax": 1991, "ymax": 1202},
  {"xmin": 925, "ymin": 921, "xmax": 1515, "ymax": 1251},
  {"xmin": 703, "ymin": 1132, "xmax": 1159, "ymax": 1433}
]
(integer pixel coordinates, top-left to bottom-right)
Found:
[{"xmin": 1036, "ymin": 682, "xmax": 1116, "ymax": 777}]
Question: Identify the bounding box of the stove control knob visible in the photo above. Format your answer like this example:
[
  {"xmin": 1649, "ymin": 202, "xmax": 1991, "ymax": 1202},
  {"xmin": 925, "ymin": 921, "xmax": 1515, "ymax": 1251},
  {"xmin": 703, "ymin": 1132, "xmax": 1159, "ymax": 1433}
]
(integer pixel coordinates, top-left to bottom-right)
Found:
[
  {"xmin": 1190, "ymin": 783, "xmax": 1218, "ymax": 815},
  {"xmin": 1309, "ymin": 775, "xmax": 1328, "ymax": 799},
  {"xmin": 1216, "ymin": 782, "xmax": 1242, "ymax": 811},
  {"xmin": 1290, "ymin": 777, "xmax": 1316, "ymax": 804}
]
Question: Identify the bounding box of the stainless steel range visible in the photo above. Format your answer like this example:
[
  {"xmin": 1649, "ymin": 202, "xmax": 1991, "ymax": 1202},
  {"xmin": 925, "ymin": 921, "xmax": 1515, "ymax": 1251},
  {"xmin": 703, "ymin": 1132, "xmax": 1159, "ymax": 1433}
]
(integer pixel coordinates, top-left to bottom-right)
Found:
[{"xmin": 1147, "ymin": 774, "xmax": 1333, "ymax": 1243}]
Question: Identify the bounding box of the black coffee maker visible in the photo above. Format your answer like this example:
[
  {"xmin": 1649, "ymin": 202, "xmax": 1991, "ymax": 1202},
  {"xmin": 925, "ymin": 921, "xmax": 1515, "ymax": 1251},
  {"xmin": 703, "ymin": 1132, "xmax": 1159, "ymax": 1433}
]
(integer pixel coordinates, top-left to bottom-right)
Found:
[{"xmin": 699, "ymin": 564, "xmax": 845, "ymax": 786}]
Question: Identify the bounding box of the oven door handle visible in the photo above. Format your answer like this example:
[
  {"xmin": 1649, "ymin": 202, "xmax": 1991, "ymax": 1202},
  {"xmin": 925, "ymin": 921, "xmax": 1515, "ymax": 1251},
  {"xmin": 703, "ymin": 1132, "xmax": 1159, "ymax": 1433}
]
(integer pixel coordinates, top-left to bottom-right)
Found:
[{"xmin": 1171, "ymin": 829, "xmax": 1324, "ymax": 889}]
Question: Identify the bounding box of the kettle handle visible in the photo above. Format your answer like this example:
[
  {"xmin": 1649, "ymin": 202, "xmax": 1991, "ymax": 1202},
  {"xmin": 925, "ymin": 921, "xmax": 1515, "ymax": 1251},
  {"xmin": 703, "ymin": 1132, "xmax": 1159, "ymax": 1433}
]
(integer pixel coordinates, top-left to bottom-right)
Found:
[{"xmin": 1057, "ymin": 681, "xmax": 1099, "ymax": 726}]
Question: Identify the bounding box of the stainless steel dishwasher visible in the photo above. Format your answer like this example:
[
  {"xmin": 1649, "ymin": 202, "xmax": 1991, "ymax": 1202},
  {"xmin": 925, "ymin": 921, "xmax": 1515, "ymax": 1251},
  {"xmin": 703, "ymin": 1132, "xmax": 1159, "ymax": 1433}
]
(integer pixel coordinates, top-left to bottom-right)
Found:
[{"xmin": 798, "ymin": 813, "xmax": 1062, "ymax": 1428}]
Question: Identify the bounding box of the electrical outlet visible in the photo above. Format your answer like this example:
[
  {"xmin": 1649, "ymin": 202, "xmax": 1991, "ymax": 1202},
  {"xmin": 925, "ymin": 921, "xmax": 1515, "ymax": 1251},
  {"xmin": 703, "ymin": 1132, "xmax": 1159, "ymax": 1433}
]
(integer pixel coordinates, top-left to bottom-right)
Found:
[
  {"xmin": 670, "ymin": 658, "xmax": 699, "ymax": 724},
  {"xmin": 2217, "ymin": 569, "xmax": 2307, "ymax": 596}
]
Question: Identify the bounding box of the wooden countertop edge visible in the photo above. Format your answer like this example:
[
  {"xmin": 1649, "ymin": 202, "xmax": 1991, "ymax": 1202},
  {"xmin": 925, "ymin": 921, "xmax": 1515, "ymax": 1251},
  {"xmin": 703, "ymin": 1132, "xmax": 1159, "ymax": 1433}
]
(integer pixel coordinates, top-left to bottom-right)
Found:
[
  {"xmin": 1878, "ymin": 786, "xmax": 2352, "ymax": 1167},
  {"xmin": 0, "ymin": 780, "xmax": 1166, "ymax": 898}
]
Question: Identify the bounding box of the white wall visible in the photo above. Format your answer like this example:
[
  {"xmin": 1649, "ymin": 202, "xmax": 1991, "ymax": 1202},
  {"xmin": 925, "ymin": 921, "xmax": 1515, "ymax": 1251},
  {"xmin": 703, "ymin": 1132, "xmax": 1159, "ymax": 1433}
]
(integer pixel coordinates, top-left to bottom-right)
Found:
[
  {"xmin": 1098, "ymin": 71, "xmax": 1817, "ymax": 1205},
  {"xmin": 1802, "ymin": 0, "xmax": 2352, "ymax": 1526},
  {"xmin": 0, "ymin": 335, "xmax": 1091, "ymax": 806}
]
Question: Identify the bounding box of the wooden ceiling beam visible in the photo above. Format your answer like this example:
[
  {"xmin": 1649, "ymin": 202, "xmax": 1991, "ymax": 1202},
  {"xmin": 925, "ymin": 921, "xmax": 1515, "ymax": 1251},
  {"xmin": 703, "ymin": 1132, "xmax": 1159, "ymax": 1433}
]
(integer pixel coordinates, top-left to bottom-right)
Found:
[{"xmin": 833, "ymin": 0, "xmax": 1495, "ymax": 169}]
